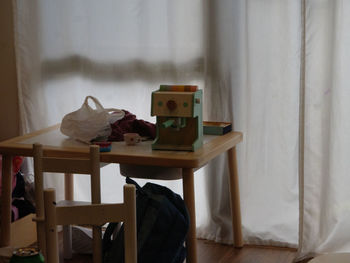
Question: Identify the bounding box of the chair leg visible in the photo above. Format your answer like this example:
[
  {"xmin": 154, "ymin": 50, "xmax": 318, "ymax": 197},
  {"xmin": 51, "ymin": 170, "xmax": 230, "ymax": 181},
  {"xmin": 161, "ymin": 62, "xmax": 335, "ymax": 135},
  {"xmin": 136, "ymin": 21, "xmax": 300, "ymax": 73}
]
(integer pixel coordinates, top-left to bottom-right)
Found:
[
  {"xmin": 63, "ymin": 173, "xmax": 74, "ymax": 259},
  {"xmin": 44, "ymin": 189, "xmax": 59, "ymax": 263},
  {"xmin": 63, "ymin": 226, "xmax": 72, "ymax": 259},
  {"xmin": 92, "ymin": 226, "xmax": 102, "ymax": 263},
  {"xmin": 90, "ymin": 146, "xmax": 102, "ymax": 263},
  {"xmin": 33, "ymin": 144, "xmax": 47, "ymax": 259}
]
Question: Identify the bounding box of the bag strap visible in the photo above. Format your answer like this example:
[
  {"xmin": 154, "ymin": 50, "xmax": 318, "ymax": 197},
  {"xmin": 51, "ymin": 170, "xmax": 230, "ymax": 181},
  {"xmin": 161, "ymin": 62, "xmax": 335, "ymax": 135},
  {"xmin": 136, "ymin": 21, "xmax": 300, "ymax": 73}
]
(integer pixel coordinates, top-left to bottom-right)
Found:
[
  {"xmin": 126, "ymin": 177, "xmax": 143, "ymax": 192},
  {"xmin": 103, "ymin": 177, "xmax": 142, "ymax": 253},
  {"xmin": 102, "ymin": 222, "xmax": 120, "ymax": 254},
  {"xmin": 105, "ymin": 108, "xmax": 125, "ymax": 119},
  {"xmin": 84, "ymin": 96, "xmax": 124, "ymax": 120}
]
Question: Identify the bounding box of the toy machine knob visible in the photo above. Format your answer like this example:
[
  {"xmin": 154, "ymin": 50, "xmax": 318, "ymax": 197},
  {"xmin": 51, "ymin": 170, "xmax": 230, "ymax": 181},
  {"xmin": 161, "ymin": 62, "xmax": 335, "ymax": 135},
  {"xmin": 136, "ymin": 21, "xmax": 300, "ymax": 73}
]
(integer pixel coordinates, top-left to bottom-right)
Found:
[{"xmin": 166, "ymin": 100, "xmax": 177, "ymax": 111}]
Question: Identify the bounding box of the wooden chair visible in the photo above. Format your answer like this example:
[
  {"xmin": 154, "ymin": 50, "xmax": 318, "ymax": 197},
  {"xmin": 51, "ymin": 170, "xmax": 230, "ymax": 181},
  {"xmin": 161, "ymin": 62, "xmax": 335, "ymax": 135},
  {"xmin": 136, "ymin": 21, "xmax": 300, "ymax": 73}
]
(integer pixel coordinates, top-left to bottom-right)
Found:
[
  {"xmin": 44, "ymin": 185, "xmax": 137, "ymax": 263},
  {"xmin": 33, "ymin": 143, "xmax": 102, "ymax": 262}
]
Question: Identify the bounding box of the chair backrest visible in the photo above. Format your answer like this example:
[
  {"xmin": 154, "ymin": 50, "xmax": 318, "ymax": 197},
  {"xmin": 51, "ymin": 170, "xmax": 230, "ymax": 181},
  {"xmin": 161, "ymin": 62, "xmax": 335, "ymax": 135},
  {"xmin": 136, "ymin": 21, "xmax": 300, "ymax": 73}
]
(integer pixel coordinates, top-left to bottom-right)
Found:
[
  {"xmin": 33, "ymin": 143, "xmax": 101, "ymax": 260},
  {"xmin": 44, "ymin": 184, "xmax": 137, "ymax": 263}
]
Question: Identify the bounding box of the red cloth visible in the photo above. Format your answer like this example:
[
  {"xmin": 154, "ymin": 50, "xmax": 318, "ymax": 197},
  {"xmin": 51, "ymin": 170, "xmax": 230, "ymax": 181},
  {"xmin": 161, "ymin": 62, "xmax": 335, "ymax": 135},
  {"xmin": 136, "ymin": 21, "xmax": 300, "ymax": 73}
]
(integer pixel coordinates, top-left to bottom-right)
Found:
[{"xmin": 108, "ymin": 110, "xmax": 156, "ymax": 141}]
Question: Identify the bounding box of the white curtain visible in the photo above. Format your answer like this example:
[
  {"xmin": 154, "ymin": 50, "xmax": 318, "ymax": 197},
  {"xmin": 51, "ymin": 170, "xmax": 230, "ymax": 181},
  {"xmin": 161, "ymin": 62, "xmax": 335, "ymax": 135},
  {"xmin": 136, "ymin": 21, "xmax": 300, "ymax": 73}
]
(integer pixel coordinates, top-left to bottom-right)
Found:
[
  {"xmin": 13, "ymin": 0, "xmax": 350, "ymax": 260},
  {"xmin": 198, "ymin": 0, "xmax": 300, "ymax": 247},
  {"xmin": 298, "ymin": 0, "xmax": 350, "ymax": 260}
]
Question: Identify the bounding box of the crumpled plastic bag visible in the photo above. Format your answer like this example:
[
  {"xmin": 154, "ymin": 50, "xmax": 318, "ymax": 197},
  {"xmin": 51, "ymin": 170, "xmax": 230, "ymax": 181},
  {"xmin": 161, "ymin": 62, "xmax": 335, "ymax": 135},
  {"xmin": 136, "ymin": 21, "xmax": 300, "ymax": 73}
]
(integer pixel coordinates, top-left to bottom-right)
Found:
[{"xmin": 60, "ymin": 96, "xmax": 124, "ymax": 143}]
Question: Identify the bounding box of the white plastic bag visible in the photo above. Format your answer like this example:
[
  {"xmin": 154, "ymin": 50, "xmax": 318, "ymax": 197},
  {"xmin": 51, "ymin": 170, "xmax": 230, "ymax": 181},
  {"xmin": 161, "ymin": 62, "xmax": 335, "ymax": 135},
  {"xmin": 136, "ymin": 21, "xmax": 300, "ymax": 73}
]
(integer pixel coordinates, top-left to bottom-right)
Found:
[{"xmin": 60, "ymin": 96, "xmax": 124, "ymax": 143}]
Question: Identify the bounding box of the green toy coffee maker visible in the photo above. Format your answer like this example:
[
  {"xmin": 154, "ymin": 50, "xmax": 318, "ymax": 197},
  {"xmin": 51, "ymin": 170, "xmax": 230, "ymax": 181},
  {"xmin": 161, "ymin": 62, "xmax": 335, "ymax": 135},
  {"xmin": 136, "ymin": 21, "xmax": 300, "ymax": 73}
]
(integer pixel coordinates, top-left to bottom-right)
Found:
[{"xmin": 151, "ymin": 85, "xmax": 203, "ymax": 151}]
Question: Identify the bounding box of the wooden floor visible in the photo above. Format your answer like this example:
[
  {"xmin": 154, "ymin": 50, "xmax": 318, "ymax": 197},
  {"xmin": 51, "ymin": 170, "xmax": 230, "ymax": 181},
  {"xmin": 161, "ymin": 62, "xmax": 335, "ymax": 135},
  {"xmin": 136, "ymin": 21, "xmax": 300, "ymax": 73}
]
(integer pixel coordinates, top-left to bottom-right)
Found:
[{"xmin": 64, "ymin": 239, "xmax": 313, "ymax": 263}]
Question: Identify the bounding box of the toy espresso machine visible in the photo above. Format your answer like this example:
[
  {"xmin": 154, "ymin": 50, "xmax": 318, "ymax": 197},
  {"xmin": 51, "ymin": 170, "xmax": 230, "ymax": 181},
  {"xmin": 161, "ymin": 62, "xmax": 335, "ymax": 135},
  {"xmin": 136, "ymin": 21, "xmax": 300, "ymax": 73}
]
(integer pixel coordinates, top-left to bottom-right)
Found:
[{"xmin": 151, "ymin": 85, "xmax": 203, "ymax": 151}]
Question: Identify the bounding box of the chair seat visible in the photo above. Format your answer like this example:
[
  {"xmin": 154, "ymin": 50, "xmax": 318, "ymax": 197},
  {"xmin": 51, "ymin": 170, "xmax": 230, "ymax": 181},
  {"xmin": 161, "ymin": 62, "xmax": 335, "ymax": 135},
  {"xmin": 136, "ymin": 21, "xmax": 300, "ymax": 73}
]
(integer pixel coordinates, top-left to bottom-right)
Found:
[
  {"xmin": 57, "ymin": 200, "xmax": 111, "ymax": 207},
  {"xmin": 310, "ymin": 253, "xmax": 350, "ymax": 263},
  {"xmin": 57, "ymin": 200, "xmax": 93, "ymax": 207}
]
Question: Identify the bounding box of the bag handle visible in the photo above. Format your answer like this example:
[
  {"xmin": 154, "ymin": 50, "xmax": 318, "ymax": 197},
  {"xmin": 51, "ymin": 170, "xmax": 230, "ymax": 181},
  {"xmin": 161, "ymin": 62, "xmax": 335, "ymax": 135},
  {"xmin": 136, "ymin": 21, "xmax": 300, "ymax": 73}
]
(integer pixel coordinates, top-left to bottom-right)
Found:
[
  {"xmin": 102, "ymin": 222, "xmax": 121, "ymax": 254},
  {"xmin": 105, "ymin": 108, "xmax": 124, "ymax": 114},
  {"xmin": 84, "ymin": 96, "xmax": 124, "ymax": 117},
  {"xmin": 84, "ymin": 96, "xmax": 105, "ymax": 111}
]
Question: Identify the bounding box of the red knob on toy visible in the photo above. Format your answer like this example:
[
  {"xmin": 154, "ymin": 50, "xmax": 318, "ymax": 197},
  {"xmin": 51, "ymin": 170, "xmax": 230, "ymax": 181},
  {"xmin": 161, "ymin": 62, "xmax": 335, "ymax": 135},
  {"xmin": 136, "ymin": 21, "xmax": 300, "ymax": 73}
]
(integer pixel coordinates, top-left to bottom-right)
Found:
[{"xmin": 166, "ymin": 100, "xmax": 177, "ymax": 111}]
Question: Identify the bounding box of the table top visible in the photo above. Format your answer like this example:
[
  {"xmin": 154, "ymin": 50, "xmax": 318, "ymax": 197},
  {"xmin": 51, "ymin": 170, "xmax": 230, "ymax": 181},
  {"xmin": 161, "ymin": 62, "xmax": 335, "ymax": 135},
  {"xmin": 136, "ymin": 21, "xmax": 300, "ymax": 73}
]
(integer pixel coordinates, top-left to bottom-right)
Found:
[{"xmin": 0, "ymin": 124, "xmax": 243, "ymax": 169}]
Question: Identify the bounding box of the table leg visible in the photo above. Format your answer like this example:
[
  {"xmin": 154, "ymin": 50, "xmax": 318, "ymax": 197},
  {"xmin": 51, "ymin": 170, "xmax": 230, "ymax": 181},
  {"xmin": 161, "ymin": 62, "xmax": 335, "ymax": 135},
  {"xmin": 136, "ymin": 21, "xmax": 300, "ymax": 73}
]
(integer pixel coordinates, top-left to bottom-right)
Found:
[
  {"xmin": 64, "ymin": 173, "xmax": 74, "ymax": 201},
  {"xmin": 90, "ymin": 147, "xmax": 102, "ymax": 263},
  {"xmin": 63, "ymin": 173, "xmax": 73, "ymax": 259},
  {"xmin": 0, "ymin": 155, "xmax": 12, "ymax": 247},
  {"xmin": 182, "ymin": 168, "xmax": 197, "ymax": 263},
  {"xmin": 33, "ymin": 144, "xmax": 46, "ymax": 259},
  {"xmin": 227, "ymin": 147, "xmax": 243, "ymax": 247}
]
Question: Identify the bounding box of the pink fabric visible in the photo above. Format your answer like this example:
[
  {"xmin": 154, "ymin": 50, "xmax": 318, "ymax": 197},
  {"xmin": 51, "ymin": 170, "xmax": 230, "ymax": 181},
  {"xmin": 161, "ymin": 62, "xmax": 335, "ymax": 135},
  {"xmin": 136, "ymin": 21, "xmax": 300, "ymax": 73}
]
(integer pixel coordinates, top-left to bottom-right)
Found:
[{"xmin": 0, "ymin": 155, "xmax": 23, "ymax": 196}]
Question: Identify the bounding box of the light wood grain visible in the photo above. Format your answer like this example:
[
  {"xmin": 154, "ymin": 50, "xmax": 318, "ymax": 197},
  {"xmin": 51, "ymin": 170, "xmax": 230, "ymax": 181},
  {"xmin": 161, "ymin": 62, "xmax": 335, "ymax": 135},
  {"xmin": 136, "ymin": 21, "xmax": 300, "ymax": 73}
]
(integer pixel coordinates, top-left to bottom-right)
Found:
[
  {"xmin": 1, "ymin": 124, "xmax": 60, "ymax": 144},
  {"xmin": 43, "ymin": 158, "xmax": 92, "ymax": 174},
  {"xmin": 89, "ymin": 146, "xmax": 102, "ymax": 263},
  {"xmin": 183, "ymin": 168, "xmax": 197, "ymax": 263},
  {"xmin": 10, "ymin": 213, "xmax": 37, "ymax": 248},
  {"xmin": 0, "ymin": 125, "xmax": 242, "ymax": 169},
  {"xmin": 55, "ymin": 203, "xmax": 126, "ymax": 226},
  {"xmin": 44, "ymin": 189, "xmax": 59, "ymax": 263},
  {"xmin": 33, "ymin": 144, "xmax": 46, "ymax": 258},
  {"xmin": 64, "ymin": 173, "xmax": 74, "ymax": 201},
  {"xmin": 63, "ymin": 173, "xmax": 73, "ymax": 259},
  {"xmin": 227, "ymin": 147, "xmax": 243, "ymax": 247}
]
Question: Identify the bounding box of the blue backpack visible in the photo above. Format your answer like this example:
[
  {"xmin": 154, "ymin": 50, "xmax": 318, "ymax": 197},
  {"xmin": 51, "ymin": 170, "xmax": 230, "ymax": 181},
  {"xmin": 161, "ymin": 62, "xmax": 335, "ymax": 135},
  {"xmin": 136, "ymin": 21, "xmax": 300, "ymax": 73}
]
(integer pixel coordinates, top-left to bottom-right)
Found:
[{"xmin": 102, "ymin": 177, "xmax": 189, "ymax": 263}]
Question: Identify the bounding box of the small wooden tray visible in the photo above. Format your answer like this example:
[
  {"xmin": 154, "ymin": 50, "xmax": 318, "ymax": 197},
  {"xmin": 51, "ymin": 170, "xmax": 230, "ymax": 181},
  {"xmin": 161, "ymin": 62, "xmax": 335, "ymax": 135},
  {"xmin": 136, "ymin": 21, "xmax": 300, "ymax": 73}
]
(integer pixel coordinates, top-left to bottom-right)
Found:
[{"xmin": 203, "ymin": 121, "xmax": 232, "ymax": 135}]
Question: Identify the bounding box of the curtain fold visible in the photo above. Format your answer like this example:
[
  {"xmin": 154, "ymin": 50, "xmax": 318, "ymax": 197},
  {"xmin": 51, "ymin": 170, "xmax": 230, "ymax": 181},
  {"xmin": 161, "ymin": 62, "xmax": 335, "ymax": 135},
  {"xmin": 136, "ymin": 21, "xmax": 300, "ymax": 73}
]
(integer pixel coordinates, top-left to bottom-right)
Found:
[
  {"xmin": 199, "ymin": 0, "xmax": 300, "ymax": 247},
  {"xmin": 13, "ymin": 0, "xmax": 350, "ymax": 259},
  {"xmin": 297, "ymin": 0, "xmax": 350, "ymax": 260}
]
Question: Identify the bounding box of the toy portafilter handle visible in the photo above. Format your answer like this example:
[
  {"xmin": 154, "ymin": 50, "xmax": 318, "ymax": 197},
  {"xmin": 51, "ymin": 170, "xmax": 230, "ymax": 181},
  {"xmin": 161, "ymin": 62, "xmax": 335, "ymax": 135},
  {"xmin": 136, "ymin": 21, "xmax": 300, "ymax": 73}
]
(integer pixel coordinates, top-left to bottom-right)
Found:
[
  {"xmin": 162, "ymin": 119, "xmax": 175, "ymax": 128},
  {"xmin": 161, "ymin": 118, "xmax": 187, "ymax": 129}
]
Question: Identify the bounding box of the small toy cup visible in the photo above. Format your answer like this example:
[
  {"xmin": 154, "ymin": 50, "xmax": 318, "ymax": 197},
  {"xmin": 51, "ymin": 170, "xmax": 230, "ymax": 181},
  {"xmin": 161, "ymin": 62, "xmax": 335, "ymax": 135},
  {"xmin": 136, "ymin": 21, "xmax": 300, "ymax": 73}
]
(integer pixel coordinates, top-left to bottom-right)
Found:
[{"xmin": 123, "ymin": 133, "xmax": 141, "ymax": 146}]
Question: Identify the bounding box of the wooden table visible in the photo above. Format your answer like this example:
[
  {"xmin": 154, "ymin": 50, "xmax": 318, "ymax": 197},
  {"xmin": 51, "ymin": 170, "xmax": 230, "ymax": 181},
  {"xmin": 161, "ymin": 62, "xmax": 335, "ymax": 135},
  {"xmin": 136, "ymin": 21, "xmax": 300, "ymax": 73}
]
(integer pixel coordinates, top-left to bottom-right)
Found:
[{"xmin": 0, "ymin": 124, "xmax": 243, "ymax": 263}]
